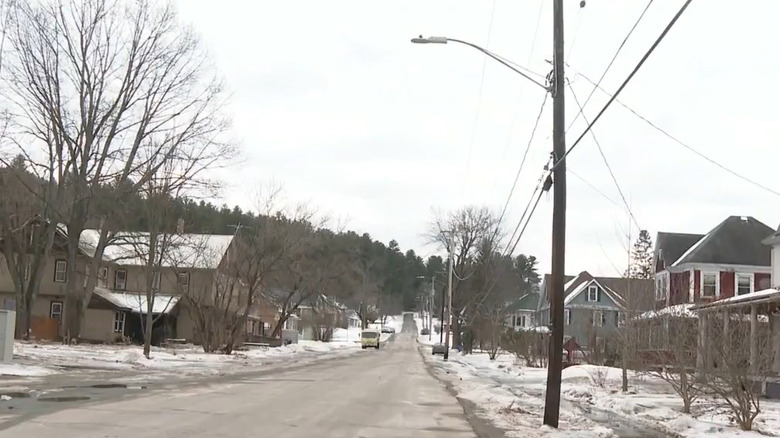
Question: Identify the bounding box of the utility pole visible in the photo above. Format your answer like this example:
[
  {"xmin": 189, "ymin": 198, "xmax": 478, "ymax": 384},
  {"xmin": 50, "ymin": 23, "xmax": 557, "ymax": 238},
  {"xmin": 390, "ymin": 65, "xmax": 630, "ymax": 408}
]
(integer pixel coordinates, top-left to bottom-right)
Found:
[
  {"xmin": 543, "ymin": 0, "xmax": 566, "ymax": 428},
  {"xmin": 429, "ymin": 277, "xmax": 434, "ymax": 341},
  {"xmin": 444, "ymin": 237, "xmax": 454, "ymax": 361},
  {"xmin": 439, "ymin": 279, "xmax": 446, "ymax": 344}
]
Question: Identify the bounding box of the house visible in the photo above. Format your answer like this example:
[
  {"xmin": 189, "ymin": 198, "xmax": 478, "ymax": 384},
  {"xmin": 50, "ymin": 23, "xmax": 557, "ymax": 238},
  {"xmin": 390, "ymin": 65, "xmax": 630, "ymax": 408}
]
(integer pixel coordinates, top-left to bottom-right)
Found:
[
  {"xmin": 0, "ymin": 225, "xmax": 91, "ymax": 340},
  {"xmin": 505, "ymin": 292, "xmax": 539, "ymax": 330},
  {"xmin": 77, "ymin": 230, "xmax": 240, "ymax": 344},
  {"xmin": 296, "ymin": 294, "xmax": 348, "ymax": 341},
  {"xmin": 653, "ymin": 216, "xmax": 773, "ymax": 309},
  {"xmin": 537, "ymin": 271, "xmax": 653, "ymax": 358}
]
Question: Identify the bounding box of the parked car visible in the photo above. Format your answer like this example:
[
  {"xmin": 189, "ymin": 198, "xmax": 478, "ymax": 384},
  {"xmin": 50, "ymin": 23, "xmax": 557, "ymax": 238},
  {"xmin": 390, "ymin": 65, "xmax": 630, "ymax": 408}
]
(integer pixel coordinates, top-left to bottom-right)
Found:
[
  {"xmin": 381, "ymin": 326, "xmax": 395, "ymax": 334},
  {"xmin": 420, "ymin": 328, "xmax": 430, "ymax": 335},
  {"xmin": 431, "ymin": 343, "xmax": 446, "ymax": 355}
]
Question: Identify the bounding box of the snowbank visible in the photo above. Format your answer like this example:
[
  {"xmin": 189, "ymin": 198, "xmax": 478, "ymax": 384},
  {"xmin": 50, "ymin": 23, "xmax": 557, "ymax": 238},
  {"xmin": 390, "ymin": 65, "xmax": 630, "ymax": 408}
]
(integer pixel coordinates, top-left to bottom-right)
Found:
[
  {"xmin": 13, "ymin": 338, "xmax": 360, "ymax": 378},
  {"xmin": 0, "ymin": 362, "xmax": 56, "ymax": 377},
  {"xmin": 431, "ymin": 351, "xmax": 780, "ymax": 438}
]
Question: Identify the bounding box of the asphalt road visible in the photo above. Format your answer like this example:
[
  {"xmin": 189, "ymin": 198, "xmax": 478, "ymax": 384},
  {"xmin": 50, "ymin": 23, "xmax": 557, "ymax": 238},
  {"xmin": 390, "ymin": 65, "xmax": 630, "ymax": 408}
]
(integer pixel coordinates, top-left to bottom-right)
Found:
[{"xmin": 0, "ymin": 316, "xmax": 478, "ymax": 438}]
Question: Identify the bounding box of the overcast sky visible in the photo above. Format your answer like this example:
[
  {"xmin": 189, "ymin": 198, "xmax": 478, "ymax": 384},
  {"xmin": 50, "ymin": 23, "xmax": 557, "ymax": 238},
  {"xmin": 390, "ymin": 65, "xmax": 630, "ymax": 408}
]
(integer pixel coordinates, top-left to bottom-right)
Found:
[{"xmin": 174, "ymin": 0, "xmax": 780, "ymax": 277}]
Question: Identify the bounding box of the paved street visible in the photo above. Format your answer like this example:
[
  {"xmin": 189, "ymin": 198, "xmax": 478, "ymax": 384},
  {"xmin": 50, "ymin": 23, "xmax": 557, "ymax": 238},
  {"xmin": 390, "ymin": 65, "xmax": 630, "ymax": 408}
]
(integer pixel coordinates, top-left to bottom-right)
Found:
[{"xmin": 0, "ymin": 317, "xmax": 479, "ymax": 438}]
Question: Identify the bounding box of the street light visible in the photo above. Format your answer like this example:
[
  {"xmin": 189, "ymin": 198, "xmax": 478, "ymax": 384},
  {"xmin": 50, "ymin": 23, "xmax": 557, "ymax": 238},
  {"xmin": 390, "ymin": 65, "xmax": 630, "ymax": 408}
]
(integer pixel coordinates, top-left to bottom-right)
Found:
[
  {"xmin": 410, "ymin": 35, "xmax": 550, "ymax": 91},
  {"xmin": 416, "ymin": 276, "xmax": 435, "ymax": 341}
]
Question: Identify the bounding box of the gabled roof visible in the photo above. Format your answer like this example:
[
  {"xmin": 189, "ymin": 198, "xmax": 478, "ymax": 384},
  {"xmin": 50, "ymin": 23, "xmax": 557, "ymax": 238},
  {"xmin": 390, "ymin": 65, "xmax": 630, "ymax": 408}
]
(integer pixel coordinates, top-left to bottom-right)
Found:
[
  {"xmin": 654, "ymin": 232, "xmax": 704, "ymax": 270},
  {"xmin": 506, "ymin": 292, "xmax": 539, "ymax": 312},
  {"xmin": 79, "ymin": 230, "xmax": 234, "ymax": 270},
  {"xmin": 671, "ymin": 216, "xmax": 773, "ymax": 267},
  {"xmin": 539, "ymin": 271, "xmax": 653, "ymax": 311},
  {"xmin": 92, "ymin": 287, "xmax": 179, "ymax": 314}
]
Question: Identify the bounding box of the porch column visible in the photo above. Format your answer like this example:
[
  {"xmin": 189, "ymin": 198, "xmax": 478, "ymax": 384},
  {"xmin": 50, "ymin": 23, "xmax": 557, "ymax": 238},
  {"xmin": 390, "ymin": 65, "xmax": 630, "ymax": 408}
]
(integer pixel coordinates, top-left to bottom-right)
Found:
[
  {"xmin": 697, "ymin": 312, "xmax": 708, "ymax": 369},
  {"xmin": 723, "ymin": 309, "xmax": 730, "ymax": 353},
  {"xmin": 771, "ymin": 313, "xmax": 780, "ymax": 374},
  {"xmin": 750, "ymin": 304, "xmax": 758, "ymax": 373}
]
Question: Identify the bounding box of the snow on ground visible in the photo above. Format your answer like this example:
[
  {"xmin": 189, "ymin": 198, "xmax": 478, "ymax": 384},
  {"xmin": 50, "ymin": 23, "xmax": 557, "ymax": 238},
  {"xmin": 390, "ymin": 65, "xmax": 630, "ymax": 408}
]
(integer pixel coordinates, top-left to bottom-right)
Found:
[
  {"xmin": 413, "ymin": 311, "xmax": 441, "ymax": 346},
  {"xmin": 12, "ymin": 338, "xmax": 360, "ymax": 378},
  {"xmin": 425, "ymin": 349, "xmax": 780, "ymax": 438},
  {"xmin": 0, "ymin": 362, "xmax": 56, "ymax": 377}
]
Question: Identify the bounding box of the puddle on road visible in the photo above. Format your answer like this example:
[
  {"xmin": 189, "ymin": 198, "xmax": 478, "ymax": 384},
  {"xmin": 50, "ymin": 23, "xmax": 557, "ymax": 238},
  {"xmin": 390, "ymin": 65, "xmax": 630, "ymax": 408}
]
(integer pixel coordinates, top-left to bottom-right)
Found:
[
  {"xmin": 38, "ymin": 396, "xmax": 91, "ymax": 403},
  {"xmin": 89, "ymin": 383, "xmax": 127, "ymax": 389}
]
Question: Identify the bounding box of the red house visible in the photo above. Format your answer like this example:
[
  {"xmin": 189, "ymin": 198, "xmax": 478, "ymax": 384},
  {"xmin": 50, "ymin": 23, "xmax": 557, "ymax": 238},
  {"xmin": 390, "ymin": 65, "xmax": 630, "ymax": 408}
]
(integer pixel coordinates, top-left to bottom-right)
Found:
[{"xmin": 653, "ymin": 216, "xmax": 774, "ymax": 309}]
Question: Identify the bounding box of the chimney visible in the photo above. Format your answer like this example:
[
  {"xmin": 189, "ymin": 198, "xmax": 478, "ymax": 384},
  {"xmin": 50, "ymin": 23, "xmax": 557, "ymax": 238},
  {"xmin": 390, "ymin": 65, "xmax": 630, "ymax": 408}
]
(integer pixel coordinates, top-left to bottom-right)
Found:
[{"xmin": 176, "ymin": 218, "xmax": 185, "ymax": 234}]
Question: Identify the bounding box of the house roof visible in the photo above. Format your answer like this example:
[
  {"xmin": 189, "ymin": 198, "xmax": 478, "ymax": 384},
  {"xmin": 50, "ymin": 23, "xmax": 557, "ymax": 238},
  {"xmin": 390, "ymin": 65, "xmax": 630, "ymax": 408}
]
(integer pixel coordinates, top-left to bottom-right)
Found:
[
  {"xmin": 654, "ymin": 232, "xmax": 704, "ymax": 270},
  {"xmin": 670, "ymin": 216, "xmax": 773, "ymax": 267},
  {"xmin": 506, "ymin": 292, "xmax": 539, "ymax": 312},
  {"xmin": 540, "ymin": 271, "xmax": 653, "ymax": 311},
  {"xmin": 79, "ymin": 230, "xmax": 234, "ymax": 270},
  {"xmin": 93, "ymin": 287, "xmax": 179, "ymax": 314}
]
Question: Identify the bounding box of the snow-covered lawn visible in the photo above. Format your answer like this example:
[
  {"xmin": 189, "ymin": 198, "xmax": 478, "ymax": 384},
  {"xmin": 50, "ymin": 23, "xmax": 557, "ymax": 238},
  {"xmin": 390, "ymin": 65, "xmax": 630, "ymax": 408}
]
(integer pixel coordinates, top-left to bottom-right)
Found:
[
  {"xmin": 414, "ymin": 312, "xmax": 441, "ymax": 346},
  {"xmin": 10, "ymin": 338, "xmax": 360, "ymax": 379},
  {"xmin": 424, "ymin": 349, "xmax": 780, "ymax": 437}
]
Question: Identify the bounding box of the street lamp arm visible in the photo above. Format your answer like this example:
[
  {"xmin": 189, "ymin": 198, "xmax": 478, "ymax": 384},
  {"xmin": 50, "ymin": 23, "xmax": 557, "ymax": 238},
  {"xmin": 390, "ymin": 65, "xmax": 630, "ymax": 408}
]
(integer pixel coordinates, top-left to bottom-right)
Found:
[
  {"xmin": 445, "ymin": 38, "xmax": 550, "ymax": 91},
  {"xmin": 412, "ymin": 35, "xmax": 549, "ymax": 91}
]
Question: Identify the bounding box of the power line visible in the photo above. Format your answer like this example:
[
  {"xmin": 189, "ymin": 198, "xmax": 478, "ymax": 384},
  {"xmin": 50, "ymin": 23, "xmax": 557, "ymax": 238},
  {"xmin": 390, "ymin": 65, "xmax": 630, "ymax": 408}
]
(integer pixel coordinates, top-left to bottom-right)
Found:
[
  {"xmin": 569, "ymin": 168, "xmax": 620, "ymax": 208},
  {"xmin": 503, "ymin": 165, "xmax": 551, "ymax": 256},
  {"xmin": 567, "ymin": 81, "xmax": 641, "ymax": 231},
  {"xmin": 507, "ymin": 186, "xmax": 545, "ymax": 256},
  {"xmin": 495, "ymin": 93, "xmax": 548, "ymax": 232},
  {"xmin": 566, "ymin": 0, "xmax": 654, "ymax": 132},
  {"xmin": 527, "ymin": 0, "xmax": 545, "ymax": 65},
  {"xmin": 461, "ymin": 0, "xmax": 498, "ymax": 200},
  {"xmin": 553, "ymin": 0, "xmax": 694, "ymax": 172},
  {"xmin": 570, "ymin": 69, "xmax": 780, "ymax": 198}
]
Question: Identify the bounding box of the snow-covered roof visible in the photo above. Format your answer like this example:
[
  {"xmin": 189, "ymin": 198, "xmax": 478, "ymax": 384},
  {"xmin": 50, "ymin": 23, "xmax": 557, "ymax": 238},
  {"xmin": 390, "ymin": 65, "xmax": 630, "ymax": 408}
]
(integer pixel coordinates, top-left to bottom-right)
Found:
[
  {"xmin": 636, "ymin": 304, "xmax": 697, "ymax": 320},
  {"xmin": 80, "ymin": 230, "xmax": 233, "ymax": 269},
  {"xmin": 523, "ymin": 326, "xmax": 550, "ymax": 334},
  {"xmin": 93, "ymin": 287, "xmax": 179, "ymax": 314},
  {"xmin": 695, "ymin": 287, "xmax": 780, "ymax": 310}
]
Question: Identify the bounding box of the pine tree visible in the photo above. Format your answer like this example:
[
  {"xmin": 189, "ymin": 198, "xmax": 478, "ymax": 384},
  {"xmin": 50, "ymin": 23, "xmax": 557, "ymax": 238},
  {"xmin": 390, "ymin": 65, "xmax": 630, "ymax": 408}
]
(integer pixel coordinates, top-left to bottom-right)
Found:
[{"xmin": 628, "ymin": 230, "xmax": 653, "ymax": 279}]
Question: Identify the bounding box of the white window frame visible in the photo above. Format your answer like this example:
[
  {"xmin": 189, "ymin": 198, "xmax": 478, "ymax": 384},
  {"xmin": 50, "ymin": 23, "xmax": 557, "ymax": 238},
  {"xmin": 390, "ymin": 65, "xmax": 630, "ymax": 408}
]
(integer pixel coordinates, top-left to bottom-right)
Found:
[
  {"xmin": 587, "ymin": 285, "xmax": 599, "ymax": 302},
  {"xmin": 736, "ymin": 273, "xmax": 754, "ymax": 296},
  {"xmin": 518, "ymin": 314, "xmax": 527, "ymax": 328},
  {"xmin": 178, "ymin": 272, "xmax": 190, "ymax": 291},
  {"xmin": 114, "ymin": 269, "xmax": 127, "ymax": 291},
  {"xmin": 593, "ymin": 310, "xmax": 604, "ymax": 327},
  {"xmin": 50, "ymin": 301, "xmax": 63, "ymax": 323},
  {"xmin": 113, "ymin": 311, "xmax": 125, "ymax": 333},
  {"xmin": 564, "ymin": 309, "xmax": 571, "ymax": 325},
  {"xmin": 655, "ymin": 272, "xmax": 669, "ymax": 301},
  {"xmin": 54, "ymin": 260, "xmax": 67, "ymax": 283},
  {"xmin": 701, "ymin": 272, "xmax": 719, "ymax": 297},
  {"xmin": 617, "ymin": 311, "xmax": 626, "ymax": 326}
]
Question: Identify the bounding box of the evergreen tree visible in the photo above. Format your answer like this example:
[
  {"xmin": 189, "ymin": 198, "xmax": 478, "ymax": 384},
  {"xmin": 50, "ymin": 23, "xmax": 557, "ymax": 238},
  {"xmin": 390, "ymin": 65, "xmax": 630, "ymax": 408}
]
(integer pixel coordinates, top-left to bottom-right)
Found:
[{"xmin": 628, "ymin": 230, "xmax": 653, "ymax": 279}]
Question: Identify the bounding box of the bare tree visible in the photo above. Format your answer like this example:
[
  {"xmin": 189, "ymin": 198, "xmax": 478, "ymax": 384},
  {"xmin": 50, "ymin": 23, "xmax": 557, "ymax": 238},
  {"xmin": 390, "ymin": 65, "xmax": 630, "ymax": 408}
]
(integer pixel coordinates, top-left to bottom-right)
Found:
[
  {"xmin": 0, "ymin": 156, "xmax": 59, "ymax": 338},
  {"xmin": 429, "ymin": 206, "xmax": 500, "ymax": 348},
  {"xmin": 2, "ymin": 0, "xmax": 233, "ymax": 340},
  {"xmin": 634, "ymin": 309, "xmax": 701, "ymax": 414},
  {"xmin": 700, "ymin": 309, "xmax": 773, "ymax": 431}
]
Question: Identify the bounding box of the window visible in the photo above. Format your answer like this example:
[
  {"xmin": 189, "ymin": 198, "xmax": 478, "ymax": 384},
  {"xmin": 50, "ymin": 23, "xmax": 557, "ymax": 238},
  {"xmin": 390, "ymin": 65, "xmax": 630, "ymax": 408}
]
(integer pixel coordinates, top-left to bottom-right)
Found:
[
  {"xmin": 736, "ymin": 273, "xmax": 753, "ymax": 296},
  {"xmin": 518, "ymin": 314, "xmax": 527, "ymax": 328},
  {"xmin": 114, "ymin": 269, "xmax": 127, "ymax": 291},
  {"xmin": 178, "ymin": 272, "xmax": 190, "ymax": 291},
  {"xmin": 152, "ymin": 271, "xmax": 161, "ymax": 291},
  {"xmin": 564, "ymin": 309, "xmax": 571, "ymax": 325},
  {"xmin": 54, "ymin": 259, "xmax": 67, "ymax": 283},
  {"xmin": 98, "ymin": 267, "xmax": 108, "ymax": 288},
  {"xmin": 4, "ymin": 299, "xmax": 15, "ymax": 311},
  {"xmin": 511, "ymin": 315, "xmax": 517, "ymax": 327},
  {"xmin": 593, "ymin": 310, "xmax": 604, "ymax": 327},
  {"xmin": 587, "ymin": 285, "xmax": 599, "ymax": 302},
  {"xmin": 617, "ymin": 312, "xmax": 626, "ymax": 326},
  {"xmin": 50, "ymin": 301, "xmax": 63, "ymax": 325},
  {"xmin": 701, "ymin": 272, "xmax": 718, "ymax": 297},
  {"xmin": 655, "ymin": 273, "xmax": 669, "ymax": 301},
  {"xmin": 113, "ymin": 311, "xmax": 125, "ymax": 333}
]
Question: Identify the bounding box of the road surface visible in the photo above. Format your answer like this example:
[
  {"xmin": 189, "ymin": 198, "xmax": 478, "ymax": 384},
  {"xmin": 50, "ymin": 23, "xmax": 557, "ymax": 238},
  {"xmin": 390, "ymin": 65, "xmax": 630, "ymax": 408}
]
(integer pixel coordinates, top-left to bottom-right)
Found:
[{"xmin": 0, "ymin": 316, "xmax": 479, "ymax": 438}]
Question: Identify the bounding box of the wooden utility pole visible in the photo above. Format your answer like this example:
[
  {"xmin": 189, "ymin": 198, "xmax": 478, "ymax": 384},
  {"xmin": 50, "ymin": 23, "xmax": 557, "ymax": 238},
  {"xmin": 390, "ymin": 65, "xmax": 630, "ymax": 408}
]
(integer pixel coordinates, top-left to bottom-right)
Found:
[
  {"xmin": 444, "ymin": 238, "xmax": 454, "ymax": 361},
  {"xmin": 543, "ymin": 0, "xmax": 566, "ymax": 428}
]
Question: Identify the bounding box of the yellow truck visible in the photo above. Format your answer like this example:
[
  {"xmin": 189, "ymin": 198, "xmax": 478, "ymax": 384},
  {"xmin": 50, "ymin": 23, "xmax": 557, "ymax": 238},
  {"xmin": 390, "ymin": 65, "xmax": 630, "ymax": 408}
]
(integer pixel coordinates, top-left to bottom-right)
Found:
[{"xmin": 361, "ymin": 329, "xmax": 380, "ymax": 349}]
